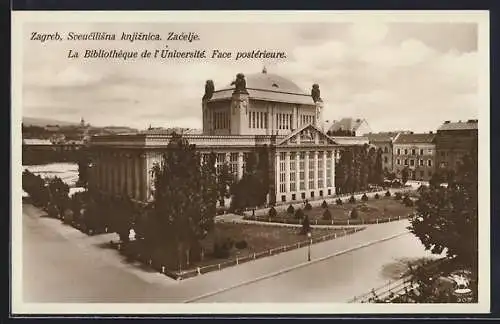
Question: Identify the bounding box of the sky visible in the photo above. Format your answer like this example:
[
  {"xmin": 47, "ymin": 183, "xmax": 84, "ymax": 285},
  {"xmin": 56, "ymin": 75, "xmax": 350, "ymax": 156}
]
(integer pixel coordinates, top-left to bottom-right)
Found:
[{"xmin": 22, "ymin": 21, "xmax": 479, "ymax": 133}]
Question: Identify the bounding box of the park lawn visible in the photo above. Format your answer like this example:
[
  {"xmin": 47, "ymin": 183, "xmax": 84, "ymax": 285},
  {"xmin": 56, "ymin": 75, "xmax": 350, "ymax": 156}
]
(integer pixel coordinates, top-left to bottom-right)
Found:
[
  {"xmin": 194, "ymin": 222, "xmax": 350, "ymax": 269},
  {"xmin": 275, "ymin": 197, "xmax": 415, "ymax": 222}
]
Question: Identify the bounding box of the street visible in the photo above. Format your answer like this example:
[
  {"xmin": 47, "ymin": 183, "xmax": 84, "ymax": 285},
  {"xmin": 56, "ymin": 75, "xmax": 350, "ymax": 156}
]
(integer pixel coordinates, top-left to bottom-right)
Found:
[{"xmin": 21, "ymin": 203, "xmax": 435, "ymax": 304}]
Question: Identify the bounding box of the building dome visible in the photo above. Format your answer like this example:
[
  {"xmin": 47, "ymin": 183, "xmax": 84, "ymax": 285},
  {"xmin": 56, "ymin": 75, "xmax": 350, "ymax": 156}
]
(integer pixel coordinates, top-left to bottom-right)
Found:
[{"xmin": 209, "ymin": 70, "xmax": 314, "ymax": 105}]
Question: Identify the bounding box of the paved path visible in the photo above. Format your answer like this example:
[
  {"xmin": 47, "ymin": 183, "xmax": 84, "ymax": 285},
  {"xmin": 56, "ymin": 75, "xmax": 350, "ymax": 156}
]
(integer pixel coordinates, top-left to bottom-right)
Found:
[{"xmin": 22, "ymin": 203, "xmax": 417, "ymax": 303}]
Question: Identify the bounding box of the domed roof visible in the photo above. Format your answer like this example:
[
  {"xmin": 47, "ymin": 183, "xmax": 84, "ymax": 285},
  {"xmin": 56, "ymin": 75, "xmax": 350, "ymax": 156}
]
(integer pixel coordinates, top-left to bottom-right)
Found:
[
  {"xmin": 236, "ymin": 72, "xmax": 307, "ymax": 95},
  {"xmin": 210, "ymin": 70, "xmax": 314, "ymax": 105}
]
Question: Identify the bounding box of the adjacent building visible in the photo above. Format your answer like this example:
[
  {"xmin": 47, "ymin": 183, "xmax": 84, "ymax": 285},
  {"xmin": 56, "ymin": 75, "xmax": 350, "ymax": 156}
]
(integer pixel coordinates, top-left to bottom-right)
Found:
[
  {"xmin": 392, "ymin": 132, "xmax": 436, "ymax": 181},
  {"xmin": 327, "ymin": 118, "xmax": 372, "ymax": 137},
  {"xmin": 435, "ymin": 120, "xmax": 478, "ymax": 172},
  {"xmin": 365, "ymin": 132, "xmax": 399, "ymax": 173},
  {"xmin": 88, "ymin": 70, "xmax": 369, "ymax": 206}
]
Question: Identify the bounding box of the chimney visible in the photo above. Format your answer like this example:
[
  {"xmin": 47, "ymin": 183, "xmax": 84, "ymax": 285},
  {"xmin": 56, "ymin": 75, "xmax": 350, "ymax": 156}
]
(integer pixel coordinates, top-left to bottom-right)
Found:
[{"xmin": 444, "ymin": 121, "xmax": 450, "ymax": 124}]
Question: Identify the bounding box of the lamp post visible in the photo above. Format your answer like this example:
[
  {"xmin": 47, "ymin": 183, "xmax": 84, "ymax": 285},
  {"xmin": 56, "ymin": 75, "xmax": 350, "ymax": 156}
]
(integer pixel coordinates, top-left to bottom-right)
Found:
[{"xmin": 307, "ymin": 231, "xmax": 312, "ymax": 261}]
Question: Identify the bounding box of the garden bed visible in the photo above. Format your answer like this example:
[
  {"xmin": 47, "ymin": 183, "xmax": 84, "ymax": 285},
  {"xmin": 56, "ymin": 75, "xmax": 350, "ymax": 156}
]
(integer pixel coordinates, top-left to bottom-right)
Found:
[
  {"xmin": 246, "ymin": 196, "xmax": 415, "ymax": 226},
  {"xmin": 116, "ymin": 222, "xmax": 365, "ymax": 280}
]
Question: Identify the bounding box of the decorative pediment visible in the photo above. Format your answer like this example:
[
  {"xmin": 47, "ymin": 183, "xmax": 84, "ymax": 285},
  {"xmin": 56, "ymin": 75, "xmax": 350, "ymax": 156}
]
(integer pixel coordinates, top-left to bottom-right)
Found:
[{"xmin": 278, "ymin": 124, "xmax": 337, "ymax": 146}]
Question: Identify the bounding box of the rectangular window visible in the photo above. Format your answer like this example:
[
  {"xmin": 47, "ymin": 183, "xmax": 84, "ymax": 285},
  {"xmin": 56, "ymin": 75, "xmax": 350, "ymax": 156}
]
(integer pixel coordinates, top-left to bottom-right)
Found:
[
  {"xmin": 428, "ymin": 159, "xmax": 432, "ymax": 167},
  {"xmin": 230, "ymin": 153, "xmax": 238, "ymax": 175},
  {"xmin": 384, "ymin": 156, "xmax": 388, "ymax": 163},
  {"xmin": 419, "ymin": 159, "xmax": 424, "ymax": 166},
  {"xmin": 404, "ymin": 159, "xmax": 408, "ymax": 166},
  {"xmin": 412, "ymin": 149, "xmax": 416, "ymax": 155},
  {"xmin": 404, "ymin": 149, "xmax": 408, "ymax": 155},
  {"xmin": 410, "ymin": 159, "xmax": 415, "ymax": 166},
  {"xmin": 308, "ymin": 152, "xmax": 315, "ymax": 189},
  {"xmin": 281, "ymin": 195, "xmax": 286, "ymax": 202},
  {"xmin": 326, "ymin": 151, "xmax": 332, "ymax": 187},
  {"xmin": 292, "ymin": 194, "xmax": 296, "ymax": 201},
  {"xmin": 396, "ymin": 159, "xmax": 401, "ymax": 165},
  {"xmin": 317, "ymin": 151, "xmax": 324, "ymax": 188},
  {"xmin": 264, "ymin": 112, "xmax": 268, "ymax": 128},
  {"xmin": 256, "ymin": 111, "xmax": 260, "ymax": 129},
  {"xmin": 397, "ymin": 148, "xmax": 401, "ymax": 155},
  {"xmin": 248, "ymin": 111, "xmax": 251, "ymax": 128},
  {"xmin": 420, "ymin": 149, "xmax": 424, "ymax": 155}
]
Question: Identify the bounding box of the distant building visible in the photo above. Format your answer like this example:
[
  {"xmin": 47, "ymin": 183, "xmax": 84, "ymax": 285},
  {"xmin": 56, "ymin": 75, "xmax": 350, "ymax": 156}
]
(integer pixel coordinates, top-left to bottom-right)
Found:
[
  {"xmin": 327, "ymin": 118, "xmax": 372, "ymax": 137},
  {"xmin": 393, "ymin": 132, "xmax": 436, "ymax": 181},
  {"xmin": 365, "ymin": 132, "xmax": 400, "ymax": 173},
  {"xmin": 435, "ymin": 119, "xmax": 478, "ymax": 173}
]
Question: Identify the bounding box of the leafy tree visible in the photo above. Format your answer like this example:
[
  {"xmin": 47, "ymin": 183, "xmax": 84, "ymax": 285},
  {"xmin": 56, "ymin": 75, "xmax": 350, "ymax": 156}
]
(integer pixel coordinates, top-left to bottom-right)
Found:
[
  {"xmin": 374, "ymin": 193, "xmax": 380, "ymax": 199},
  {"xmin": 150, "ymin": 133, "xmax": 217, "ymax": 268},
  {"xmin": 335, "ymin": 198, "xmax": 343, "ymax": 205},
  {"xmin": 321, "ymin": 200, "xmax": 328, "ymax": 209},
  {"xmin": 410, "ymin": 151, "xmax": 478, "ymax": 272},
  {"xmin": 76, "ymin": 149, "xmax": 90, "ymax": 188},
  {"xmin": 361, "ymin": 193, "xmax": 368, "ymax": 201},
  {"xmin": 47, "ymin": 176, "xmax": 70, "ymax": 218},
  {"xmin": 348, "ymin": 195, "xmax": 356, "ymax": 204},
  {"xmin": 402, "ymin": 167, "xmax": 409, "ymax": 185},
  {"xmin": 216, "ymin": 161, "xmax": 233, "ymax": 207},
  {"xmin": 385, "ymin": 190, "xmax": 391, "ymax": 197},
  {"xmin": 374, "ymin": 148, "xmax": 384, "ymax": 185},
  {"xmin": 304, "ymin": 202, "xmax": 312, "ymax": 210},
  {"xmin": 287, "ymin": 204, "xmax": 295, "ymax": 215}
]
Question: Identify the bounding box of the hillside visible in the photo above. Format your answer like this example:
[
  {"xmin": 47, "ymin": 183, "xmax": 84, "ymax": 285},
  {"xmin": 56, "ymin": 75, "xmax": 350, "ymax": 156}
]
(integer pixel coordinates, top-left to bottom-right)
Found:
[{"xmin": 23, "ymin": 117, "xmax": 79, "ymax": 127}]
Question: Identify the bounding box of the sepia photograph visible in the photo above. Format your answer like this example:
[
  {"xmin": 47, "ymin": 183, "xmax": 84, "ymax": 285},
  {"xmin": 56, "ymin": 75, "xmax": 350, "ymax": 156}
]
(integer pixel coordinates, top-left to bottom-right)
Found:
[{"xmin": 11, "ymin": 10, "xmax": 490, "ymax": 314}]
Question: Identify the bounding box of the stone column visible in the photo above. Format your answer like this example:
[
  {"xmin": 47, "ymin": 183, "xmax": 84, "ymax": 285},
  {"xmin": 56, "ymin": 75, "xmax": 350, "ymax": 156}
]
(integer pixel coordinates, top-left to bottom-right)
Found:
[
  {"xmin": 332, "ymin": 149, "xmax": 337, "ymax": 189},
  {"xmin": 285, "ymin": 152, "xmax": 290, "ymax": 193},
  {"xmin": 323, "ymin": 151, "xmax": 327, "ymax": 188},
  {"xmin": 237, "ymin": 152, "xmax": 244, "ymax": 180},
  {"xmin": 126, "ymin": 154, "xmax": 133, "ymax": 197},
  {"xmin": 305, "ymin": 151, "xmax": 310, "ymax": 191},
  {"xmin": 134, "ymin": 154, "xmax": 141, "ymax": 200},
  {"xmin": 275, "ymin": 152, "xmax": 280, "ymax": 198},
  {"xmin": 313, "ymin": 151, "xmax": 319, "ymax": 190}
]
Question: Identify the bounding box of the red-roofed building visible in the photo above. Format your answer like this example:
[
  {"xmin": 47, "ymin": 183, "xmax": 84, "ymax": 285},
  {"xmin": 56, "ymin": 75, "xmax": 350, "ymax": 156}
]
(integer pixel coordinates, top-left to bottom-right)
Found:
[
  {"xmin": 435, "ymin": 119, "xmax": 478, "ymax": 173},
  {"xmin": 393, "ymin": 132, "xmax": 436, "ymax": 181}
]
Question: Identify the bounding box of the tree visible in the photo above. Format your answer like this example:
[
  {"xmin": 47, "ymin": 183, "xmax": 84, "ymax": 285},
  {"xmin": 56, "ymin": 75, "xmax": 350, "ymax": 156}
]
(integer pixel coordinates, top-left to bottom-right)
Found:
[
  {"xmin": 76, "ymin": 149, "xmax": 90, "ymax": 188},
  {"xmin": 402, "ymin": 167, "xmax": 409, "ymax": 185},
  {"xmin": 373, "ymin": 148, "xmax": 384, "ymax": 185},
  {"xmin": 216, "ymin": 161, "xmax": 233, "ymax": 207},
  {"xmin": 295, "ymin": 208, "xmax": 304, "ymax": 220},
  {"xmin": 287, "ymin": 204, "xmax": 295, "ymax": 215},
  {"xmin": 268, "ymin": 206, "xmax": 277, "ymax": 219},
  {"xmin": 150, "ymin": 133, "xmax": 218, "ymax": 269},
  {"xmin": 350, "ymin": 207, "xmax": 359, "ymax": 219},
  {"xmin": 47, "ymin": 176, "xmax": 70, "ymax": 218},
  {"xmin": 321, "ymin": 200, "xmax": 328, "ymax": 209},
  {"xmin": 410, "ymin": 152, "xmax": 478, "ymax": 272}
]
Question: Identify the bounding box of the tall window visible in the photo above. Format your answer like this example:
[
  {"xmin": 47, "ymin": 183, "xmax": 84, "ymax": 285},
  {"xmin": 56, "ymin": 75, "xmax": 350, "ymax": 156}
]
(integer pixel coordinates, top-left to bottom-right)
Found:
[
  {"xmin": 428, "ymin": 159, "xmax": 432, "ymax": 167},
  {"xmin": 397, "ymin": 148, "xmax": 401, "ymax": 155},
  {"xmin": 216, "ymin": 153, "xmax": 226, "ymax": 175},
  {"xmin": 317, "ymin": 151, "xmax": 324, "ymax": 188},
  {"xmin": 230, "ymin": 153, "xmax": 238, "ymax": 175},
  {"xmin": 326, "ymin": 151, "xmax": 332, "ymax": 187},
  {"xmin": 279, "ymin": 152, "xmax": 286, "ymax": 193},
  {"xmin": 384, "ymin": 156, "xmax": 388, "ymax": 163},
  {"xmin": 420, "ymin": 149, "xmax": 424, "ymax": 155},
  {"xmin": 404, "ymin": 149, "xmax": 408, "ymax": 155},
  {"xmin": 412, "ymin": 149, "xmax": 416, "ymax": 155},
  {"xmin": 248, "ymin": 111, "xmax": 251, "ymax": 128},
  {"xmin": 289, "ymin": 152, "xmax": 296, "ymax": 192},
  {"xmin": 419, "ymin": 159, "xmax": 424, "ymax": 166},
  {"xmin": 299, "ymin": 152, "xmax": 305, "ymax": 190},
  {"xmin": 256, "ymin": 111, "xmax": 260, "ymax": 129},
  {"xmin": 384, "ymin": 147, "xmax": 389, "ymax": 153},
  {"xmin": 308, "ymin": 152, "xmax": 315, "ymax": 189},
  {"xmin": 396, "ymin": 159, "xmax": 401, "ymax": 165},
  {"xmin": 404, "ymin": 159, "xmax": 409, "ymax": 166},
  {"xmin": 410, "ymin": 159, "xmax": 415, "ymax": 166}
]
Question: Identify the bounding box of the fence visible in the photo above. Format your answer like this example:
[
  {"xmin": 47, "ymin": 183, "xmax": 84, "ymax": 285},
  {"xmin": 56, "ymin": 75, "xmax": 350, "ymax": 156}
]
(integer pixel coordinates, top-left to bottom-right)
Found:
[
  {"xmin": 348, "ymin": 258, "xmax": 448, "ymax": 303},
  {"xmin": 166, "ymin": 227, "xmax": 365, "ymax": 280},
  {"xmin": 244, "ymin": 213, "xmax": 414, "ymax": 227}
]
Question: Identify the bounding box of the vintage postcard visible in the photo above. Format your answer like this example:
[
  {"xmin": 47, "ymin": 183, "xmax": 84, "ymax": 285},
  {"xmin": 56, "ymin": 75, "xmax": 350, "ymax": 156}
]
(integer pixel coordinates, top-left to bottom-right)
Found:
[{"xmin": 11, "ymin": 10, "xmax": 490, "ymax": 315}]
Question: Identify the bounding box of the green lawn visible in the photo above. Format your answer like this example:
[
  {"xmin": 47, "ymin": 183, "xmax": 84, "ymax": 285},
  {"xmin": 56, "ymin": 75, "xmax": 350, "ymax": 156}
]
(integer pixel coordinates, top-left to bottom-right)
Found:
[
  {"xmin": 194, "ymin": 222, "xmax": 357, "ymax": 270},
  {"xmin": 272, "ymin": 197, "xmax": 415, "ymax": 223}
]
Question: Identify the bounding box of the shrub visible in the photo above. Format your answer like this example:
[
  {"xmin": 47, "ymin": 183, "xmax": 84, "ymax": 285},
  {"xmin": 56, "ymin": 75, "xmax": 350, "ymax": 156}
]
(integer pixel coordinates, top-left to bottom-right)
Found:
[
  {"xmin": 385, "ymin": 190, "xmax": 391, "ymax": 197},
  {"xmin": 321, "ymin": 200, "xmax": 328, "ymax": 209},
  {"xmin": 348, "ymin": 195, "xmax": 356, "ymax": 204},
  {"xmin": 287, "ymin": 204, "xmax": 295, "ymax": 215},
  {"xmin": 322, "ymin": 209, "xmax": 332, "ymax": 220},
  {"xmin": 295, "ymin": 208, "xmax": 304, "ymax": 220},
  {"xmin": 301, "ymin": 214, "xmax": 311, "ymax": 234},
  {"xmin": 213, "ymin": 237, "xmax": 233, "ymax": 258},
  {"xmin": 235, "ymin": 240, "xmax": 248, "ymax": 249},
  {"xmin": 336, "ymin": 198, "xmax": 343, "ymax": 205},
  {"xmin": 268, "ymin": 207, "xmax": 277, "ymax": 219},
  {"xmin": 350, "ymin": 207, "xmax": 359, "ymax": 219},
  {"xmin": 403, "ymin": 195, "xmax": 414, "ymax": 207},
  {"xmin": 395, "ymin": 192, "xmax": 402, "ymax": 200},
  {"xmin": 305, "ymin": 203, "xmax": 312, "ymax": 210},
  {"xmin": 374, "ymin": 193, "xmax": 380, "ymax": 199},
  {"xmin": 361, "ymin": 193, "xmax": 368, "ymax": 201}
]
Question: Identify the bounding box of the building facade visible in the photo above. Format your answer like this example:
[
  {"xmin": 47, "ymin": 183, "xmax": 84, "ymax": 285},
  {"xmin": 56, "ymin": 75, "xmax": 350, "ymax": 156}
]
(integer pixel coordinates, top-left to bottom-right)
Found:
[
  {"xmin": 435, "ymin": 120, "xmax": 478, "ymax": 173},
  {"xmin": 327, "ymin": 118, "xmax": 372, "ymax": 137},
  {"xmin": 88, "ymin": 70, "xmax": 369, "ymax": 206},
  {"xmin": 365, "ymin": 132, "xmax": 399, "ymax": 173},
  {"xmin": 392, "ymin": 133, "xmax": 436, "ymax": 181}
]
